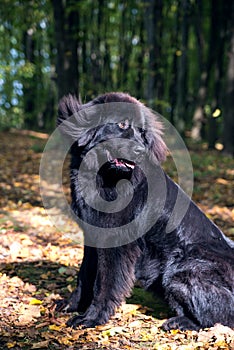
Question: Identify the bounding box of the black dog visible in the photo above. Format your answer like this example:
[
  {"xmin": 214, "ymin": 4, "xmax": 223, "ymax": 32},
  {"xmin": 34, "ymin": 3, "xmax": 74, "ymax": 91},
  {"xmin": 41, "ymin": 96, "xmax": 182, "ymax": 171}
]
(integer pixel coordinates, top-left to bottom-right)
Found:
[{"xmin": 56, "ymin": 92, "xmax": 234, "ymax": 331}]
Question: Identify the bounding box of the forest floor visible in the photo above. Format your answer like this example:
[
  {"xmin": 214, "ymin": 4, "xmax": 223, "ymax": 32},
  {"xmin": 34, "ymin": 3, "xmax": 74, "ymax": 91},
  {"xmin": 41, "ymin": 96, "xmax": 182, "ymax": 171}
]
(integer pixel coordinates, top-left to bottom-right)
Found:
[{"xmin": 0, "ymin": 130, "xmax": 234, "ymax": 350}]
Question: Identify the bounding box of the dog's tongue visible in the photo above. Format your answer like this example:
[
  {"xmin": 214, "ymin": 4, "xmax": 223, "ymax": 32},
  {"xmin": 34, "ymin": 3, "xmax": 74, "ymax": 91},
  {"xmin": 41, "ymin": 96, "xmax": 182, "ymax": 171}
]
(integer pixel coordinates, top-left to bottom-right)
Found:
[
  {"xmin": 115, "ymin": 159, "xmax": 125, "ymax": 167},
  {"xmin": 113, "ymin": 158, "xmax": 135, "ymax": 169}
]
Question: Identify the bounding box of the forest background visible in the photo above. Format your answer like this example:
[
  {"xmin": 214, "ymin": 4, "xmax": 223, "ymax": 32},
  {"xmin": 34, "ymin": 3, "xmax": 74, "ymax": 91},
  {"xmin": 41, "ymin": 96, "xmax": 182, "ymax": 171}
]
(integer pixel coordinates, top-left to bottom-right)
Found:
[
  {"xmin": 0, "ymin": 0, "xmax": 234, "ymax": 155},
  {"xmin": 0, "ymin": 1, "xmax": 234, "ymax": 349}
]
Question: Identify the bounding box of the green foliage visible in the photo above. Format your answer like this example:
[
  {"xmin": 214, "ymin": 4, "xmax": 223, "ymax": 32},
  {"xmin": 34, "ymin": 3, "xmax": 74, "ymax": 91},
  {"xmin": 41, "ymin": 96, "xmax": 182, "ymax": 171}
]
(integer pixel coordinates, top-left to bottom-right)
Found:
[
  {"xmin": 18, "ymin": 62, "xmax": 36, "ymax": 79},
  {"xmin": 0, "ymin": 0, "xmax": 55, "ymax": 130},
  {"xmin": 127, "ymin": 287, "xmax": 171, "ymax": 319},
  {"xmin": 0, "ymin": 0, "xmax": 233, "ymax": 153}
]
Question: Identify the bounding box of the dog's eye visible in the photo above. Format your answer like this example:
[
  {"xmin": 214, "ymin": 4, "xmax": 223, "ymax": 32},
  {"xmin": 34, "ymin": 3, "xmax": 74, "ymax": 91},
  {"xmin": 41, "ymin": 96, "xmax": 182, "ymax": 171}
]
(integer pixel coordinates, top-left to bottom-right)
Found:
[{"xmin": 118, "ymin": 120, "xmax": 129, "ymax": 130}]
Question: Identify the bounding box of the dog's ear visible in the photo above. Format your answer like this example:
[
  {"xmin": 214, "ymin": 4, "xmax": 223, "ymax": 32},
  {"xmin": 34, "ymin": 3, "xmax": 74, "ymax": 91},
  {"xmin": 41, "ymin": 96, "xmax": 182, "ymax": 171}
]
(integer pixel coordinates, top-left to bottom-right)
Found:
[
  {"xmin": 57, "ymin": 94, "xmax": 96, "ymax": 146},
  {"xmin": 57, "ymin": 94, "xmax": 81, "ymax": 126},
  {"xmin": 143, "ymin": 108, "xmax": 168, "ymax": 163},
  {"xmin": 146, "ymin": 130, "xmax": 167, "ymax": 163}
]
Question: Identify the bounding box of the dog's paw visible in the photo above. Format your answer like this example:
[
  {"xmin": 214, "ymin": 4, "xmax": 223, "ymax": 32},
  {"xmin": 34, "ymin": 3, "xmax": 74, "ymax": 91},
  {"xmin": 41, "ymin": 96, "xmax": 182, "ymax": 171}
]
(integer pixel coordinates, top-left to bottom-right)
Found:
[
  {"xmin": 55, "ymin": 298, "xmax": 78, "ymax": 313},
  {"xmin": 66, "ymin": 315, "xmax": 101, "ymax": 329},
  {"xmin": 162, "ymin": 316, "xmax": 200, "ymax": 331},
  {"xmin": 55, "ymin": 287, "xmax": 82, "ymax": 313}
]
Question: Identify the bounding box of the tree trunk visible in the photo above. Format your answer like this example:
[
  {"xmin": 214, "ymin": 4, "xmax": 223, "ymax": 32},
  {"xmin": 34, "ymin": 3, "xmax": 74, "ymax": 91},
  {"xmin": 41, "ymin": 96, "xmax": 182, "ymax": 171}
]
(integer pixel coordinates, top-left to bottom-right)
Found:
[
  {"xmin": 102, "ymin": 16, "xmax": 112, "ymax": 91},
  {"xmin": 169, "ymin": 3, "xmax": 180, "ymax": 125},
  {"xmin": 52, "ymin": 0, "xmax": 79, "ymax": 99},
  {"xmin": 117, "ymin": 3, "xmax": 135, "ymax": 91},
  {"xmin": 144, "ymin": 0, "xmax": 163, "ymax": 109},
  {"xmin": 207, "ymin": 0, "xmax": 226, "ymax": 149},
  {"xmin": 192, "ymin": 0, "xmax": 227, "ymax": 145},
  {"xmin": 135, "ymin": 17, "xmax": 145, "ymax": 99},
  {"xmin": 23, "ymin": 29, "xmax": 37, "ymax": 129},
  {"xmin": 175, "ymin": 0, "xmax": 190, "ymax": 132},
  {"xmin": 191, "ymin": 0, "xmax": 206, "ymax": 140},
  {"xmin": 223, "ymin": 2, "xmax": 234, "ymax": 156},
  {"xmin": 90, "ymin": 1, "xmax": 103, "ymax": 92}
]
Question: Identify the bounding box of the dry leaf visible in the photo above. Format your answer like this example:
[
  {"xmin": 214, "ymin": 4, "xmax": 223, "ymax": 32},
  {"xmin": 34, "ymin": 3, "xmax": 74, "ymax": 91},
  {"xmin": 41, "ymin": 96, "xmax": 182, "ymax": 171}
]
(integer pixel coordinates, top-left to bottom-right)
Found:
[
  {"xmin": 31, "ymin": 340, "xmax": 50, "ymax": 349},
  {"xmin": 102, "ymin": 326, "xmax": 124, "ymax": 337},
  {"xmin": 197, "ymin": 323, "xmax": 234, "ymax": 343}
]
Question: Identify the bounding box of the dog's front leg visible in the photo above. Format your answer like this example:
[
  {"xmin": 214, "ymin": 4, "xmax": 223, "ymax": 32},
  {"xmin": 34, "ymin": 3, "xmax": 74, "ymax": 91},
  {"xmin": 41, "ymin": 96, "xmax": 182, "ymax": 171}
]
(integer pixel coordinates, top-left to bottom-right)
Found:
[
  {"xmin": 66, "ymin": 244, "xmax": 140, "ymax": 328},
  {"xmin": 56, "ymin": 246, "xmax": 98, "ymax": 313}
]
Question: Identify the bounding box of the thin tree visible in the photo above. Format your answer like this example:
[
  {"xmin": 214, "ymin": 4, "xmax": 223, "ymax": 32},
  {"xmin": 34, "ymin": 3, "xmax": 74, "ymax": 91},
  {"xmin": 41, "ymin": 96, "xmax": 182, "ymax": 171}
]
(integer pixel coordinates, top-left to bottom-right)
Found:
[
  {"xmin": 52, "ymin": 0, "xmax": 79, "ymax": 99},
  {"xmin": 175, "ymin": 0, "xmax": 190, "ymax": 132},
  {"xmin": 191, "ymin": 0, "xmax": 206, "ymax": 140},
  {"xmin": 223, "ymin": 1, "xmax": 234, "ymax": 156},
  {"xmin": 144, "ymin": 0, "xmax": 163, "ymax": 109}
]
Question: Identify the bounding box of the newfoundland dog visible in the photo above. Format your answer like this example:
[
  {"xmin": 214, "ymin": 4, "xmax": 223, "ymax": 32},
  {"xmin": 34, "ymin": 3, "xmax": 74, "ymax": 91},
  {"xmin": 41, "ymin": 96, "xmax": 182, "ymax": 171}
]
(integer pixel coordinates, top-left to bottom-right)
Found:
[{"xmin": 56, "ymin": 92, "xmax": 234, "ymax": 331}]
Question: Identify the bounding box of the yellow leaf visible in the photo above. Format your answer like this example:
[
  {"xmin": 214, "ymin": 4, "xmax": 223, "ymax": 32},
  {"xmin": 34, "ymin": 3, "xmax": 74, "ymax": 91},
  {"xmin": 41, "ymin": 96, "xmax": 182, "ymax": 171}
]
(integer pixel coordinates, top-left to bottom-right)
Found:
[
  {"xmin": 214, "ymin": 340, "xmax": 228, "ymax": 347},
  {"xmin": 58, "ymin": 337, "xmax": 72, "ymax": 346},
  {"xmin": 29, "ymin": 298, "xmax": 43, "ymax": 305},
  {"xmin": 170, "ymin": 329, "xmax": 180, "ymax": 335},
  {"xmin": 66, "ymin": 276, "xmax": 74, "ymax": 282},
  {"xmin": 212, "ymin": 108, "xmax": 221, "ymax": 118},
  {"xmin": 140, "ymin": 332, "xmax": 153, "ymax": 341},
  {"xmin": 67, "ymin": 284, "xmax": 73, "ymax": 293},
  {"xmin": 40, "ymin": 306, "xmax": 46, "ymax": 315},
  {"xmin": 176, "ymin": 50, "xmax": 182, "ymax": 56},
  {"xmin": 49, "ymin": 324, "xmax": 62, "ymax": 331},
  {"xmin": 7, "ymin": 343, "xmax": 16, "ymax": 349}
]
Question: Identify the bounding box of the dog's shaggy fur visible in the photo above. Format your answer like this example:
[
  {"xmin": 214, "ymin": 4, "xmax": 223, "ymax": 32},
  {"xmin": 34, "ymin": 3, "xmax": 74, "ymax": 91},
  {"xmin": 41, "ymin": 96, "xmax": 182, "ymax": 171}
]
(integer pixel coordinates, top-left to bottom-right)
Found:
[{"xmin": 56, "ymin": 92, "xmax": 234, "ymax": 331}]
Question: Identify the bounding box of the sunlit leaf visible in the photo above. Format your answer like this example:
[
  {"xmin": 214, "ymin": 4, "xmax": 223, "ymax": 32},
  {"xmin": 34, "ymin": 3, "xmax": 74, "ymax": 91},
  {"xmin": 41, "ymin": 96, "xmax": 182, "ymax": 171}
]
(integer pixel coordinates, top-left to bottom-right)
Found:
[
  {"xmin": 49, "ymin": 324, "xmax": 63, "ymax": 331},
  {"xmin": 29, "ymin": 298, "xmax": 43, "ymax": 305}
]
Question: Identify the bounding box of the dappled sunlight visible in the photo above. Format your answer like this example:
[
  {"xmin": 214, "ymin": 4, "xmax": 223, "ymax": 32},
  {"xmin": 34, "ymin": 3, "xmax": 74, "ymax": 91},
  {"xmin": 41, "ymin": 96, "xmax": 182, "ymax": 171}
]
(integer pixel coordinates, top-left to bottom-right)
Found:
[
  {"xmin": 0, "ymin": 131, "xmax": 233, "ymax": 349},
  {"xmin": 0, "ymin": 0, "xmax": 234, "ymax": 345}
]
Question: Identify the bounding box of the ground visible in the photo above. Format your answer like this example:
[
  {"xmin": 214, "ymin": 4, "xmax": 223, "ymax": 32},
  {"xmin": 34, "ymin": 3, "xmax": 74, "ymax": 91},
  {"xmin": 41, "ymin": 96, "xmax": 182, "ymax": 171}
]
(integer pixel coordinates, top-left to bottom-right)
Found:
[{"xmin": 0, "ymin": 130, "xmax": 233, "ymax": 350}]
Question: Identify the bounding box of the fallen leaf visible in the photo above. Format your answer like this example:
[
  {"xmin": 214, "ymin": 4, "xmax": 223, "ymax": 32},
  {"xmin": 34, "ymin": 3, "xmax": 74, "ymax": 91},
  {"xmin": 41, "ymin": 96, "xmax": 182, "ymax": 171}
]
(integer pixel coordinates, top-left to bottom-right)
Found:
[
  {"xmin": 49, "ymin": 324, "xmax": 63, "ymax": 331},
  {"xmin": 197, "ymin": 323, "xmax": 234, "ymax": 344},
  {"xmin": 102, "ymin": 326, "xmax": 124, "ymax": 337},
  {"xmin": 31, "ymin": 340, "xmax": 50, "ymax": 349},
  {"xmin": 29, "ymin": 298, "xmax": 43, "ymax": 305}
]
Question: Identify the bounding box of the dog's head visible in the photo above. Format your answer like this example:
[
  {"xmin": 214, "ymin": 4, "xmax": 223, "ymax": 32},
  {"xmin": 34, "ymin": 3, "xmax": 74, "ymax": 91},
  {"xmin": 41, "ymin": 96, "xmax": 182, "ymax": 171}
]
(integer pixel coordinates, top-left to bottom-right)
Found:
[
  {"xmin": 57, "ymin": 93, "xmax": 167, "ymax": 182},
  {"xmin": 57, "ymin": 93, "xmax": 168, "ymax": 246}
]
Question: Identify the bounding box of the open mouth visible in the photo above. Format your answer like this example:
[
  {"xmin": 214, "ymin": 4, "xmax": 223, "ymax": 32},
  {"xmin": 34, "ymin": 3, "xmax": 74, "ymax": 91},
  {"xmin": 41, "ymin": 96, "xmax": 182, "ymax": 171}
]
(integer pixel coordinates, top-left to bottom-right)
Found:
[{"xmin": 111, "ymin": 158, "xmax": 135, "ymax": 170}]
